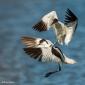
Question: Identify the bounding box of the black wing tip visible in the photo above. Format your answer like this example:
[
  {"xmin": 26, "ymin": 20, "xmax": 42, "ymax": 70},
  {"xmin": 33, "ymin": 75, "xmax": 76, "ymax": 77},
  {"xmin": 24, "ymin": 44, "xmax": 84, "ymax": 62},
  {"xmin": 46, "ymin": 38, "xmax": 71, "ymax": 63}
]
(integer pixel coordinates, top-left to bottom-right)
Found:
[
  {"xmin": 32, "ymin": 20, "xmax": 47, "ymax": 32},
  {"xmin": 67, "ymin": 8, "xmax": 71, "ymax": 12},
  {"xmin": 23, "ymin": 48, "xmax": 28, "ymax": 54},
  {"xmin": 64, "ymin": 8, "xmax": 78, "ymax": 24}
]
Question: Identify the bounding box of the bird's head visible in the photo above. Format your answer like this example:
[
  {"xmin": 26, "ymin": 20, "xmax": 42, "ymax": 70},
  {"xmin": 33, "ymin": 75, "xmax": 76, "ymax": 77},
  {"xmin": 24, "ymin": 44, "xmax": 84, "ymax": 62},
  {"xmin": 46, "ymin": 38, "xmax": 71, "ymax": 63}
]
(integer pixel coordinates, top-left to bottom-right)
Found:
[
  {"xmin": 51, "ymin": 18, "xmax": 58, "ymax": 25},
  {"xmin": 38, "ymin": 39, "xmax": 53, "ymax": 48},
  {"xmin": 42, "ymin": 11, "xmax": 58, "ymax": 27}
]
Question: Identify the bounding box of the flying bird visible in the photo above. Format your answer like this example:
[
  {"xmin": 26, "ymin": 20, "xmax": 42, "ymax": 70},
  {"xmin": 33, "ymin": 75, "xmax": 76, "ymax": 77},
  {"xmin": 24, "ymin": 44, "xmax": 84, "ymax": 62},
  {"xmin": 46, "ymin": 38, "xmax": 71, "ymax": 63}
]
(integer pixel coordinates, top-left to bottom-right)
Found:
[
  {"xmin": 21, "ymin": 36, "xmax": 76, "ymax": 77},
  {"xmin": 33, "ymin": 9, "xmax": 78, "ymax": 45}
]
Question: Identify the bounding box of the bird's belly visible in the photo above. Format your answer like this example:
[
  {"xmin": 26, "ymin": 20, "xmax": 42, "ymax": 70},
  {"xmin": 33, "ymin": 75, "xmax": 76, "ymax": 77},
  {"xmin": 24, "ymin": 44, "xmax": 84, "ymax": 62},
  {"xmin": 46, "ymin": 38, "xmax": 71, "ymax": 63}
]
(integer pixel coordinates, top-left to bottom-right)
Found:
[
  {"xmin": 65, "ymin": 29, "xmax": 73, "ymax": 45},
  {"xmin": 41, "ymin": 48, "xmax": 61, "ymax": 63}
]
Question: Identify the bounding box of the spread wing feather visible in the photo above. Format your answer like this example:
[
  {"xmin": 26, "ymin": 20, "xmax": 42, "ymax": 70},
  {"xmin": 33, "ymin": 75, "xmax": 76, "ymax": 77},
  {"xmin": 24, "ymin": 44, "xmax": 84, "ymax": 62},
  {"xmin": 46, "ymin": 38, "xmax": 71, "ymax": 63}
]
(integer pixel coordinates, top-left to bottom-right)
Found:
[
  {"xmin": 33, "ymin": 20, "xmax": 47, "ymax": 32},
  {"xmin": 64, "ymin": 9, "xmax": 78, "ymax": 33},
  {"xmin": 21, "ymin": 36, "xmax": 41, "ymax": 47}
]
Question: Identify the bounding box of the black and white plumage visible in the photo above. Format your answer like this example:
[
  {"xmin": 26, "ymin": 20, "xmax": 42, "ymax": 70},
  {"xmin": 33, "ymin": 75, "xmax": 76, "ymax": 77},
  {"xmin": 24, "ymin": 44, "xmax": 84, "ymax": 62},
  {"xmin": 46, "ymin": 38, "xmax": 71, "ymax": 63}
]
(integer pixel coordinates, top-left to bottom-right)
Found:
[
  {"xmin": 33, "ymin": 11, "xmax": 58, "ymax": 32},
  {"xmin": 21, "ymin": 36, "xmax": 53, "ymax": 48},
  {"xmin": 33, "ymin": 9, "xmax": 78, "ymax": 45},
  {"xmin": 21, "ymin": 36, "xmax": 76, "ymax": 77}
]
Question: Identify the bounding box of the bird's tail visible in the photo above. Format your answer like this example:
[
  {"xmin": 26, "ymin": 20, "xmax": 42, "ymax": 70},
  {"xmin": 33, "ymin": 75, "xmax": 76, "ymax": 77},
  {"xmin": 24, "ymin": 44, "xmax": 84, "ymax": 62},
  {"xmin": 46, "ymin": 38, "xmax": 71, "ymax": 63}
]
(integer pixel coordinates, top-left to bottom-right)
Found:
[{"xmin": 63, "ymin": 54, "xmax": 77, "ymax": 64}]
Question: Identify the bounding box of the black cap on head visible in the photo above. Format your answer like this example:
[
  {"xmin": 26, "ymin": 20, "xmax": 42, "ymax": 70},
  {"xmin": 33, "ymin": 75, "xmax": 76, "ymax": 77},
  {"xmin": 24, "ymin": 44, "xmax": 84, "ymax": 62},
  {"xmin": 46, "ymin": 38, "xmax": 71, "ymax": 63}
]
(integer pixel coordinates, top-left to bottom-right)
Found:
[
  {"xmin": 39, "ymin": 39, "xmax": 48, "ymax": 44},
  {"xmin": 52, "ymin": 18, "xmax": 58, "ymax": 25}
]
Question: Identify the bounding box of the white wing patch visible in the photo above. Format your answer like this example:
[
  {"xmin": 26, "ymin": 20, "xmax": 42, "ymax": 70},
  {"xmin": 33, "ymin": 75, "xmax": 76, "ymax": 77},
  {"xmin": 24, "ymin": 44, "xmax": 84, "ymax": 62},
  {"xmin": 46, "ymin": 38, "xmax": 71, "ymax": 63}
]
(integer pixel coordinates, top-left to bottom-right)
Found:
[
  {"xmin": 33, "ymin": 11, "xmax": 58, "ymax": 31},
  {"xmin": 42, "ymin": 11, "xmax": 58, "ymax": 29}
]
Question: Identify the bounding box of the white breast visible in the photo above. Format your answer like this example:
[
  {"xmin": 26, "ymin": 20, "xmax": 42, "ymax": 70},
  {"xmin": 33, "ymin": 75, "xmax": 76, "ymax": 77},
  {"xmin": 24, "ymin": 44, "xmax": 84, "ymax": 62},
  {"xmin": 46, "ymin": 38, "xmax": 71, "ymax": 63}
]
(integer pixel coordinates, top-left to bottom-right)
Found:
[{"xmin": 41, "ymin": 47, "xmax": 61, "ymax": 63}]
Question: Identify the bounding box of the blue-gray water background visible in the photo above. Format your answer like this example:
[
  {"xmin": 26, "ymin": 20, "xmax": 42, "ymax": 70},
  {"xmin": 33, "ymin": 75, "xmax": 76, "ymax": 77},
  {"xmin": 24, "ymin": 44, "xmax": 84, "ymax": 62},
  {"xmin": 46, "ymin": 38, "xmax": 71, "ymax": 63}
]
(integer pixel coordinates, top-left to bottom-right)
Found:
[{"xmin": 0, "ymin": 0, "xmax": 85, "ymax": 85}]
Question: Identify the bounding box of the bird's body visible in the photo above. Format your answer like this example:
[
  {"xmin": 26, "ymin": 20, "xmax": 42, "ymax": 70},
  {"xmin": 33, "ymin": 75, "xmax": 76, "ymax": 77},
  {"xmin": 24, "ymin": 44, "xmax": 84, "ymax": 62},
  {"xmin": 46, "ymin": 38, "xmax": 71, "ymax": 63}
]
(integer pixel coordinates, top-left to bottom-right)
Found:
[
  {"xmin": 21, "ymin": 36, "xmax": 76, "ymax": 77},
  {"xmin": 33, "ymin": 9, "xmax": 78, "ymax": 45},
  {"xmin": 52, "ymin": 22, "xmax": 66, "ymax": 45}
]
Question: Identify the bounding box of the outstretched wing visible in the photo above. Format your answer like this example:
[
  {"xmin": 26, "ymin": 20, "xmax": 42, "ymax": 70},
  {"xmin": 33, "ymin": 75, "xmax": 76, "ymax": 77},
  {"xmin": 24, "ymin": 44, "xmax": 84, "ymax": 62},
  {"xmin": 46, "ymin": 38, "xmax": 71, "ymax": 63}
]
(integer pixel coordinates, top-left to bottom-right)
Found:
[
  {"xmin": 64, "ymin": 9, "xmax": 78, "ymax": 45},
  {"xmin": 23, "ymin": 47, "xmax": 61, "ymax": 63},
  {"xmin": 21, "ymin": 36, "xmax": 41, "ymax": 47},
  {"xmin": 33, "ymin": 20, "xmax": 47, "ymax": 32},
  {"xmin": 33, "ymin": 11, "xmax": 58, "ymax": 32},
  {"xmin": 64, "ymin": 9, "xmax": 78, "ymax": 33},
  {"xmin": 24, "ymin": 48, "xmax": 42, "ymax": 61}
]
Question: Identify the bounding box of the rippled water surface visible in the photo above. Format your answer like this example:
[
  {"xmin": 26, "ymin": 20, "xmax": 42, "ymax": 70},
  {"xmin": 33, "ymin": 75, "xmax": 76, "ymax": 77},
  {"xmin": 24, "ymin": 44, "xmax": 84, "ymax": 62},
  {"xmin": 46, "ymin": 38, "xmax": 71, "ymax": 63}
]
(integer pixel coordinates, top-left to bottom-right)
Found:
[{"xmin": 0, "ymin": 0, "xmax": 85, "ymax": 85}]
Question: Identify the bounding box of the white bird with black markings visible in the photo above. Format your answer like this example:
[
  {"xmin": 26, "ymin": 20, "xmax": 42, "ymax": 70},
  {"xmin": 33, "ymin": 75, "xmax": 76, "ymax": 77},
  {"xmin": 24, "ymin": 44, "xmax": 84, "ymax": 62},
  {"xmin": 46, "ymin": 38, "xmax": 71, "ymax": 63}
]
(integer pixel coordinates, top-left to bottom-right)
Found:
[
  {"xmin": 33, "ymin": 9, "xmax": 78, "ymax": 45},
  {"xmin": 21, "ymin": 36, "xmax": 76, "ymax": 77}
]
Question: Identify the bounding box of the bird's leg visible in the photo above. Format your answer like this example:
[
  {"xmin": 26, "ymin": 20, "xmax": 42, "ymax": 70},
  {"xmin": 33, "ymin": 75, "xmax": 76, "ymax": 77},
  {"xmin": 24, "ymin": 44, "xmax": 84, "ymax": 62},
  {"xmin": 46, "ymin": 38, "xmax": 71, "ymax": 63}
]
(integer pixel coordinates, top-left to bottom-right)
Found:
[{"xmin": 44, "ymin": 64, "xmax": 61, "ymax": 77}]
